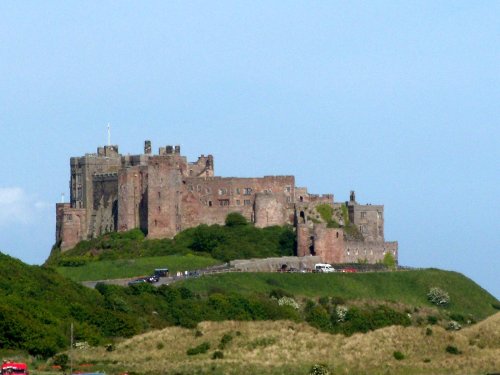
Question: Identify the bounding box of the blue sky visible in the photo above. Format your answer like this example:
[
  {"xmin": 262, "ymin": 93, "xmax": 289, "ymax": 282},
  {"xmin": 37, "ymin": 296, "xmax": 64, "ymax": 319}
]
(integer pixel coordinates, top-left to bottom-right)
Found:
[{"xmin": 0, "ymin": 1, "xmax": 498, "ymax": 298}]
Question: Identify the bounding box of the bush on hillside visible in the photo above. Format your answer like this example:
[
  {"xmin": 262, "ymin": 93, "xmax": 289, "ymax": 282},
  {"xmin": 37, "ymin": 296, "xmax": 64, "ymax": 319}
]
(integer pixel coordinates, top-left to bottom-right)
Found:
[
  {"xmin": 309, "ymin": 364, "xmax": 330, "ymax": 375},
  {"xmin": 393, "ymin": 351, "xmax": 405, "ymax": 360},
  {"xmin": 445, "ymin": 345, "xmax": 461, "ymax": 355},
  {"xmin": 427, "ymin": 287, "xmax": 450, "ymax": 307},
  {"xmin": 186, "ymin": 341, "xmax": 210, "ymax": 355}
]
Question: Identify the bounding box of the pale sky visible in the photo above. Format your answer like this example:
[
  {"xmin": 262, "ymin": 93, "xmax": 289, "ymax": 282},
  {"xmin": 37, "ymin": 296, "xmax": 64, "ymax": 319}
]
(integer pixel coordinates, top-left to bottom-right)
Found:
[{"xmin": 0, "ymin": 1, "xmax": 498, "ymax": 298}]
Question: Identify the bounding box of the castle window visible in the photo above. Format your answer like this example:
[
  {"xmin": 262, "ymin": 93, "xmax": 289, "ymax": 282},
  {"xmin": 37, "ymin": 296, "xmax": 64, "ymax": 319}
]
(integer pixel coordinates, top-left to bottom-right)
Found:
[
  {"xmin": 299, "ymin": 196, "xmax": 303, "ymax": 202},
  {"xmin": 336, "ymin": 232, "xmax": 339, "ymax": 238},
  {"xmin": 197, "ymin": 185, "xmax": 202, "ymax": 192},
  {"xmin": 236, "ymin": 188, "xmax": 240, "ymax": 195},
  {"xmin": 219, "ymin": 199, "xmax": 229, "ymax": 206},
  {"xmin": 243, "ymin": 188, "xmax": 252, "ymax": 195},
  {"xmin": 361, "ymin": 211, "xmax": 366, "ymax": 219},
  {"xmin": 236, "ymin": 200, "xmax": 241, "ymax": 206},
  {"xmin": 377, "ymin": 211, "xmax": 383, "ymax": 219},
  {"xmin": 189, "ymin": 170, "xmax": 193, "ymax": 176},
  {"xmin": 286, "ymin": 197, "xmax": 292, "ymax": 203},
  {"xmin": 300, "ymin": 211, "xmax": 305, "ymax": 223},
  {"xmin": 218, "ymin": 188, "xmax": 227, "ymax": 195},
  {"xmin": 154, "ymin": 220, "xmax": 157, "ymax": 227},
  {"xmin": 378, "ymin": 227, "xmax": 383, "ymax": 236},
  {"xmin": 158, "ymin": 206, "xmax": 161, "ymax": 213},
  {"xmin": 285, "ymin": 186, "xmax": 291, "ymax": 193},
  {"xmin": 208, "ymin": 201, "xmax": 212, "ymax": 207},
  {"xmin": 205, "ymin": 187, "xmax": 211, "ymax": 193},
  {"xmin": 244, "ymin": 200, "xmax": 251, "ymax": 206},
  {"xmin": 158, "ymin": 191, "xmax": 161, "ymax": 198}
]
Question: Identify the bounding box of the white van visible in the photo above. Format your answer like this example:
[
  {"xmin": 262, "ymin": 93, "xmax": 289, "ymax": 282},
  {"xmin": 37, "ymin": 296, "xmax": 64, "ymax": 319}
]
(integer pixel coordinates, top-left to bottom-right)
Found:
[{"xmin": 314, "ymin": 263, "xmax": 336, "ymax": 273}]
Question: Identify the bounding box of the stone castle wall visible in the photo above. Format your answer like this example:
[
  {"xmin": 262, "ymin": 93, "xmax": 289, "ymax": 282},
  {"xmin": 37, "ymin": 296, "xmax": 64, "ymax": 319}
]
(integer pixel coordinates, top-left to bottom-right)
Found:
[{"xmin": 56, "ymin": 141, "xmax": 398, "ymax": 266}]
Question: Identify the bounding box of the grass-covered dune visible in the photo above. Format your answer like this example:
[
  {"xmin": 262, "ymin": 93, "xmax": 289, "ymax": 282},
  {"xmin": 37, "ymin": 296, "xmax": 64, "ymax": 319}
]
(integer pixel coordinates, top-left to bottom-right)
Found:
[
  {"xmin": 178, "ymin": 269, "xmax": 498, "ymax": 319},
  {"xmin": 70, "ymin": 312, "xmax": 500, "ymax": 375}
]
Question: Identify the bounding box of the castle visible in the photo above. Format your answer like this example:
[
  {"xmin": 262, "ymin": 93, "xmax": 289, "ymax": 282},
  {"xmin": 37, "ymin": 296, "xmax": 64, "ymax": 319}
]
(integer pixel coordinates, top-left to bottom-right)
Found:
[{"xmin": 55, "ymin": 141, "xmax": 398, "ymax": 264}]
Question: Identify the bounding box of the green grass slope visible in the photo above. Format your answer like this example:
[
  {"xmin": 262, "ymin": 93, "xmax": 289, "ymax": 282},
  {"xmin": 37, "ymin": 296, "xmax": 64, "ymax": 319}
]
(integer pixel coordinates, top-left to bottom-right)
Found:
[
  {"xmin": 178, "ymin": 269, "xmax": 498, "ymax": 319},
  {"xmin": 56, "ymin": 254, "xmax": 221, "ymax": 282}
]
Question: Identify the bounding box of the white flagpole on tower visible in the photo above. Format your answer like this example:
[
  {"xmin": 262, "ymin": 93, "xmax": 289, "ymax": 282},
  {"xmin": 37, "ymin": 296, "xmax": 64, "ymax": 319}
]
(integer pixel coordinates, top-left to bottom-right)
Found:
[{"xmin": 107, "ymin": 123, "xmax": 111, "ymax": 146}]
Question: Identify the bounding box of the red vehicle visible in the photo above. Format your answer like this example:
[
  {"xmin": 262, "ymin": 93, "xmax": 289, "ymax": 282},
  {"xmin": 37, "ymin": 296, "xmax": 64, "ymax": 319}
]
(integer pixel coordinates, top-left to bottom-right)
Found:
[
  {"xmin": 341, "ymin": 267, "xmax": 357, "ymax": 273},
  {"xmin": 1, "ymin": 361, "xmax": 29, "ymax": 375}
]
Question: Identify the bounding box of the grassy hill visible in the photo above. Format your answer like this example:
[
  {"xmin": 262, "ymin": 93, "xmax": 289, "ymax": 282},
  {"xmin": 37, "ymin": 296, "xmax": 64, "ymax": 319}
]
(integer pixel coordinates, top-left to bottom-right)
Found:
[
  {"xmin": 56, "ymin": 254, "xmax": 221, "ymax": 282},
  {"xmin": 177, "ymin": 269, "xmax": 498, "ymax": 319},
  {"xmin": 68, "ymin": 313, "xmax": 500, "ymax": 375}
]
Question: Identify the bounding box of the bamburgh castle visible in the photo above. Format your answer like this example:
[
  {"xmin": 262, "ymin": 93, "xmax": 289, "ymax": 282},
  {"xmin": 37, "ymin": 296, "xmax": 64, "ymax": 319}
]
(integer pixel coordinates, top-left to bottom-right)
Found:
[{"xmin": 55, "ymin": 141, "xmax": 398, "ymax": 264}]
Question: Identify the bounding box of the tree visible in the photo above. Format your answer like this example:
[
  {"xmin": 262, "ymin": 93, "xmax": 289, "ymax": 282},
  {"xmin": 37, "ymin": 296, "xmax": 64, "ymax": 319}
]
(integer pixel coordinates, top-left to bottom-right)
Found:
[
  {"xmin": 383, "ymin": 252, "xmax": 396, "ymax": 270},
  {"xmin": 225, "ymin": 212, "xmax": 248, "ymax": 227}
]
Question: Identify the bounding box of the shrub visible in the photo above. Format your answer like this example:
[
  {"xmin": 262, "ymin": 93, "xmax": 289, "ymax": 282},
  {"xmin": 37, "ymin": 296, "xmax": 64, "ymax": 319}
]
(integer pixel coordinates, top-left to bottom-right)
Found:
[
  {"xmin": 445, "ymin": 345, "xmax": 461, "ymax": 355},
  {"xmin": 278, "ymin": 296, "xmax": 300, "ymax": 310},
  {"xmin": 195, "ymin": 330, "xmax": 203, "ymax": 337},
  {"xmin": 492, "ymin": 302, "xmax": 500, "ymax": 310},
  {"xmin": 449, "ymin": 313, "xmax": 465, "ymax": 323},
  {"xmin": 156, "ymin": 342, "xmax": 164, "ymax": 350},
  {"xmin": 427, "ymin": 315, "xmax": 438, "ymax": 325},
  {"xmin": 309, "ymin": 364, "xmax": 330, "ymax": 375},
  {"xmin": 447, "ymin": 320, "xmax": 462, "ymax": 331},
  {"xmin": 393, "ymin": 351, "xmax": 405, "ymax": 360},
  {"xmin": 427, "ymin": 287, "xmax": 450, "ymax": 307},
  {"xmin": 335, "ymin": 305, "xmax": 348, "ymax": 323},
  {"xmin": 383, "ymin": 252, "xmax": 396, "ymax": 270},
  {"xmin": 218, "ymin": 333, "xmax": 233, "ymax": 350},
  {"xmin": 52, "ymin": 354, "xmax": 69, "ymax": 370},
  {"xmin": 425, "ymin": 327, "xmax": 433, "ymax": 336},
  {"xmin": 187, "ymin": 341, "xmax": 211, "ymax": 355},
  {"xmin": 318, "ymin": 296, "xmax": 330, "ymax": 307},
  {"xmin": 225, "ymin": 212, "xmax": 248, "ymax": 227},
  {"xmin": 212, "ymin": 350, "xmax": 224, "ymax": 360}
]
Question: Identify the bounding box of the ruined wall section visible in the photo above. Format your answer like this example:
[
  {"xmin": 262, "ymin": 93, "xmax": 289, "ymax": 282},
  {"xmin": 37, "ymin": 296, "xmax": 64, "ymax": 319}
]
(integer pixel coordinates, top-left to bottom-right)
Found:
[
  {"xmin": 56, "ymin": 203, "xmax": 87, "ymax": 251},
  {"xmin": 254, "ymin": 192, "xmax": 288, "ymax": 228},
  {"xmin": 313, "ymin": 224, "xmax": 345, "ymax": 264},
  {"xmin": 344, "ymin": 240, "xmax": 398, "ymax": 263},
  {"xmin": 188, "ymin": 155, "xmax": 214, "ymax": 177},
  {"xmin": 180, "ymin": 175, "xmax": 295, "ymax": 231}
]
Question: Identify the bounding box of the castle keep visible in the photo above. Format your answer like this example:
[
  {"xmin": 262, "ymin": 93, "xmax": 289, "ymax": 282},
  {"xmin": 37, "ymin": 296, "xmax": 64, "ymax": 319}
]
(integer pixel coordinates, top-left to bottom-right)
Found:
[{"xmin": 55, "ymin": 141, "xmax": 398, "ymax": 264}]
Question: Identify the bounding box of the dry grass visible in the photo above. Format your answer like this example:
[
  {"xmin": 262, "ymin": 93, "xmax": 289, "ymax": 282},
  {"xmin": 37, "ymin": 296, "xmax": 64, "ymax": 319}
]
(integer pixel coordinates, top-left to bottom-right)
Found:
[{"xmin": 70, "ymin": 313, "xmax": 500, "ymax": 375}]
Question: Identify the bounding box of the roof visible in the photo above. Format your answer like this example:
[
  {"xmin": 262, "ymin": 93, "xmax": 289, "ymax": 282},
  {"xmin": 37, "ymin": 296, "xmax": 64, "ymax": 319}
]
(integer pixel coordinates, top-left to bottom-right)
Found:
[{"xmin": 1, "ymin": 363, "xmax": 28, "ymax": 370}]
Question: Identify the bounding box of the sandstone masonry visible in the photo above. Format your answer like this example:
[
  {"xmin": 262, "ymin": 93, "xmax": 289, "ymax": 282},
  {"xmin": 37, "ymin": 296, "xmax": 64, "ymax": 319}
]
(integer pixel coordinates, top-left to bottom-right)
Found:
[{"xmin": 55, "ymin": 141, "xmax": 398, "ymax": 264}]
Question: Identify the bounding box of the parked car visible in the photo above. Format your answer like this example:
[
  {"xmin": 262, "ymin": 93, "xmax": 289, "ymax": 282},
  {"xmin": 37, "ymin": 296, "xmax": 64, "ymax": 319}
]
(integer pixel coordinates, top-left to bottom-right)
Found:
[
  {"xmin": 147, "ymin": 275, "xmax": 160, "ymax": 283},
  {"xmin": 154, "ymin": 268, "xmax": 169, "ymax": 277},
  {"xmin": 341, "ymin": 267, "xmax": 357, "ymax": 273},
  {"xmin": 127, "ymin": 278, "xmax": 148, "ymax": 286},
  {"xmin": 314, "ymin": 263, "xmax": 336, "ymax": 273}
]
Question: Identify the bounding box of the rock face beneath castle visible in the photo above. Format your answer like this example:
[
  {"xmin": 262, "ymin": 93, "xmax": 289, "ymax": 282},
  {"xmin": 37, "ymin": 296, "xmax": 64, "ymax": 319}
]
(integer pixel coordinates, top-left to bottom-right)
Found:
[{"xmin": 55, "ymin": 141, "xmax": 398, "ymax": 264}]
